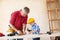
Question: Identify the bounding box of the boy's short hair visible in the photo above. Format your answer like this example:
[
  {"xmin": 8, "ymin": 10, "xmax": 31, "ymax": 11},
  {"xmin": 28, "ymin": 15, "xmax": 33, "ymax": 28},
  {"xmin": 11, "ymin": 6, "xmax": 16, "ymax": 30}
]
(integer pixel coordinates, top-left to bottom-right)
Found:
[{"xmin": 24, "ymin": 7, "xmax": 30, "ymax": 13}]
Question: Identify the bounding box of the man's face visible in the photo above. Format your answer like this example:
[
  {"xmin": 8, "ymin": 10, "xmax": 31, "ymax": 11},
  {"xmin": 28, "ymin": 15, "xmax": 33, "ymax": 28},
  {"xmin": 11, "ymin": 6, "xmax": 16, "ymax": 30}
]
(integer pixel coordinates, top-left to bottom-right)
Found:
[{"xmin": 21, "ymin": 9, "xmax": 28, "ymax": 17}]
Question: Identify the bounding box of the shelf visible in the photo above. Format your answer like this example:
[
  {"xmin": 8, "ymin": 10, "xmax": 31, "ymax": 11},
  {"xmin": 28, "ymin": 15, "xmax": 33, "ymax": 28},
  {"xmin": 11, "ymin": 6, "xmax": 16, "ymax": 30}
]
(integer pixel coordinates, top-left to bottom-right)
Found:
[
  {"xmin": 50, "ymin": 29, "xmax": 60, "ymax": 31},
  {"xmin": 48, "ymin": 9, "xmax": 60, "ymax": 12},
  {"xmin": 47, "ymin": 0, "xmax": 55, "ymax": 3},
  {"xmin": 46, "ymin": 0, "xmax": 60, "ymax": 33},
  {"xmin": 52, "ymin": 28, "xmax": 60, "ymax": 30},
  {"xmin": 47, "ymin": 3, "xmax": 56, "ymax": 10},
  {"xmin": 49, "ymin": 19, "xmax": 60, "ymax": 21},
  {"xmin": 57, "ymin": 9, "xmax": 60, "ymax": 11},
  {"xmin": 47, "ymin": 0, "xmax": 60, "ymax": 3},
  {"xmin": 48, "ymin": 10, "xmax": 55, "ymax": 12}
]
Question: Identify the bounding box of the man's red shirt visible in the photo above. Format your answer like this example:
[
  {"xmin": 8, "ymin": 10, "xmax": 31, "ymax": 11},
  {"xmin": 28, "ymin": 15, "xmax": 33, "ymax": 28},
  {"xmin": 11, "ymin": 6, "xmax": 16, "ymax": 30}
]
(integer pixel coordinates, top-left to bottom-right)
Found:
[{"xmin": 10, "ymin": 11, "xmax": 28, "ymax": 30}]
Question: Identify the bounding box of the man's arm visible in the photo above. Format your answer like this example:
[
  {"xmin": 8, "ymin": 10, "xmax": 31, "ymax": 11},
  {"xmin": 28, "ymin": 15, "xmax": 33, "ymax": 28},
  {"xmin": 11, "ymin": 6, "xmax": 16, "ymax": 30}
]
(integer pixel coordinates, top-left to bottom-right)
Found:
[
  {"xmin": 10, "ymin": 24, "xmax": 23, "ymax": 35},
  {"xmin": 9, "ymin": 24, "xmax": 18, "ymax": 32},
  {"xmin": 23, "ymin": 24, "xmax": 26, "ymax": 34},
  {"xmin": 10, "ymin": 12, "xmax": 18, "ymax": 32},
  {"xmin": 23, "ymin": 16, "xmax": 28, "ymax": 34}
]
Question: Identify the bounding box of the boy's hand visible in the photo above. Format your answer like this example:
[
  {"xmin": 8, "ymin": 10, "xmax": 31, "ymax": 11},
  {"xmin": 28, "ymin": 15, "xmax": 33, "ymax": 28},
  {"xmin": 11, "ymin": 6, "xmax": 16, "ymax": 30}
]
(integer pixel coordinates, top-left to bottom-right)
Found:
[
  {"xmin": 29, "ymin": 31, "xmax": 32, "ymax": 34},
  {"xmin": 33, "ymin": 30, "xmax": 37, "ymax": 32}
]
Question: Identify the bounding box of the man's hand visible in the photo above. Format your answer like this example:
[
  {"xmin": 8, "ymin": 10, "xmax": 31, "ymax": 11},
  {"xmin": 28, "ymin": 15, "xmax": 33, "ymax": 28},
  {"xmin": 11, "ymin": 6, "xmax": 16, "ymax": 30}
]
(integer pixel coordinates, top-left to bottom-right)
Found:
[{"xmin": 17, "ymin": 30, "xmax": 23, "ymax": 35}]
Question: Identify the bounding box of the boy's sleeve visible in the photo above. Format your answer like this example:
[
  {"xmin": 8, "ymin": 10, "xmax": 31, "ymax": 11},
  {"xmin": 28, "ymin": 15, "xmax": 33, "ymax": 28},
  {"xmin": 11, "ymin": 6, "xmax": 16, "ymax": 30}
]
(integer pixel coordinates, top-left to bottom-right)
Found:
[
  {"xmin": 35, "ymin": 25, "xmax": 40, "ymax": 33},
  {"xmin": 23, "ymin": 16, "xmax": 28, "ymax": 24}
]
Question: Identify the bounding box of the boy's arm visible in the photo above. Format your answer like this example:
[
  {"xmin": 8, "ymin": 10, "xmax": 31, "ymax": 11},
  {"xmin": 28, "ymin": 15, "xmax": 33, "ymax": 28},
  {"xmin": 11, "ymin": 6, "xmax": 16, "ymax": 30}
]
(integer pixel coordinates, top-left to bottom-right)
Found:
[
  {"xmin": 35, "ymin": 25, "xmax": 40, "ymax": 33},
  {"xmin": 33, "ymin": 25, "xmax": 40, "ymax": 33}
]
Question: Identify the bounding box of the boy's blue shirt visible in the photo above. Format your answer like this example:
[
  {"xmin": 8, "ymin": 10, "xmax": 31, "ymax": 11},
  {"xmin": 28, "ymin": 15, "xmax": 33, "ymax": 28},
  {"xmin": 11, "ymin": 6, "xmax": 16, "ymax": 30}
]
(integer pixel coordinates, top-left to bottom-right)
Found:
[{"xmin": 32, "ymin": 23, "xmax": 40, "ymax": 34}]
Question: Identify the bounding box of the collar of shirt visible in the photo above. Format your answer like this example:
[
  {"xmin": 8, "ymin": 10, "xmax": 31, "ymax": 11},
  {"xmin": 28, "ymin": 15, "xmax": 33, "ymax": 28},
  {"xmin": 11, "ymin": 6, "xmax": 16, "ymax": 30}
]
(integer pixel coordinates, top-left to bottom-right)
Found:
[{"xmin": 32, "ymin": 23, "xmax": 36, "ymax": 27}]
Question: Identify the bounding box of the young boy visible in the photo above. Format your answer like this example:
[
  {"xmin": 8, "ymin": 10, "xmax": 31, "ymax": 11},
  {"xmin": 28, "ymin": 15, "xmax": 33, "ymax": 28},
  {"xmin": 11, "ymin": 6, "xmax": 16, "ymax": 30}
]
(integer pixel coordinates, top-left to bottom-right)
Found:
[{"xmin": 27, "ymin": 18, "xmax": 40, "ymax": 40}]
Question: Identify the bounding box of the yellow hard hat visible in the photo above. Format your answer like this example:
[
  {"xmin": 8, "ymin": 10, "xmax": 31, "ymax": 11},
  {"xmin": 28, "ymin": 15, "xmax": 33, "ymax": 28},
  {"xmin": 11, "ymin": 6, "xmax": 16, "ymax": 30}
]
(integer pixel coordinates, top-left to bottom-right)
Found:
[
  {"xmin": 28, "ymin": 18, "xmax": 35, "ymax": 24},
  {"xmin": 7, "ymin": 28, "xmax": 14, "ymax": 33},
  {"xmin": 7, "ymin": 25, "xmax": 14, "ymax": 33}
]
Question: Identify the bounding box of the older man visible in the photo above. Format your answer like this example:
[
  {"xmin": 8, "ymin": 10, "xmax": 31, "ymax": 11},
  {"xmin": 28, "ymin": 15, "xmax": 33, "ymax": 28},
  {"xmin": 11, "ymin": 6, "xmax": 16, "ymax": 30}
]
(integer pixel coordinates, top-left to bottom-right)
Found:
[{"xmin": 9, "ymin": 7, "xmax": 30, "ymax": 40}]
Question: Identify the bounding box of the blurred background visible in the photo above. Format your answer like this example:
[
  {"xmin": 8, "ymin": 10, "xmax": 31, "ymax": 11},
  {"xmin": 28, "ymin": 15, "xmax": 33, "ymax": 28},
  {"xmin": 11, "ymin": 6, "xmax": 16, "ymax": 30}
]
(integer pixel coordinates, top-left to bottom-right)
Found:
[
  {"xmin": 0, "ymin": 0, "xmax": 49, "ymax": 34},
  {"xmin": 0, "ymin": 0, "xmax": 60, "ymax": 40}
]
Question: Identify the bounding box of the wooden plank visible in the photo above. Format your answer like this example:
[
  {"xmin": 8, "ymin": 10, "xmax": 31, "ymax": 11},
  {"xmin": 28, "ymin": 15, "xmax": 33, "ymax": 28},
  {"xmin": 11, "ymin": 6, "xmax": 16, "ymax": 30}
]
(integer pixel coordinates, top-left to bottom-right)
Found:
[{"xmin": 46, "ymin": 0, "xmax": 60, "ymax": 33}]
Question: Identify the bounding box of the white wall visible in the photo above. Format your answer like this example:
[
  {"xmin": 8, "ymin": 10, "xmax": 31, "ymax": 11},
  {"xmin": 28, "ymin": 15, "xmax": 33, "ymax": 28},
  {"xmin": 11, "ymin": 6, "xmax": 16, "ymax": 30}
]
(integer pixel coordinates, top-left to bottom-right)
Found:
[{"xmin": 0, "ymin": 0, "xmax": 49, "ymax": 34}]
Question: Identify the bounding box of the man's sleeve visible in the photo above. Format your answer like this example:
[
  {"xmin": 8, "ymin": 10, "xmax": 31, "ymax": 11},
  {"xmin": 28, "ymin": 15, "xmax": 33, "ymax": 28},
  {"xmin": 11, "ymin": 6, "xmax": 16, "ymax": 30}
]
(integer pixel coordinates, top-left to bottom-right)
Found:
[
  {"xmin": 10, "ymin": 12, "xmax": 17, "ymax": 25},
  {"xmin": 23, "ymin": 16, "xmax": 28, "ymax": 24}
]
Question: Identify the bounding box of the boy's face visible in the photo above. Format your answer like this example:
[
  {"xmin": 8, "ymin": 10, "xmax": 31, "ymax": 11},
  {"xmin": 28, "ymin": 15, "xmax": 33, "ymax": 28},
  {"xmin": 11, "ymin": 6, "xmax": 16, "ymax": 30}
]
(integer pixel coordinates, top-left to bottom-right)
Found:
[{"xmin": 30, "ymin": 22, "xmax": 35, "ymax": 26}]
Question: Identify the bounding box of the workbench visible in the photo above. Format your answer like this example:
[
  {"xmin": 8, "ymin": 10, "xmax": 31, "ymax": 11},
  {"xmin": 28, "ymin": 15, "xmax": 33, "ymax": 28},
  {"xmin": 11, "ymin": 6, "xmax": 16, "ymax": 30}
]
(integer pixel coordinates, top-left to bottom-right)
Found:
[{"xmin": 0, "ymin": 33, "xmax": 60, "ymax": 40}]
